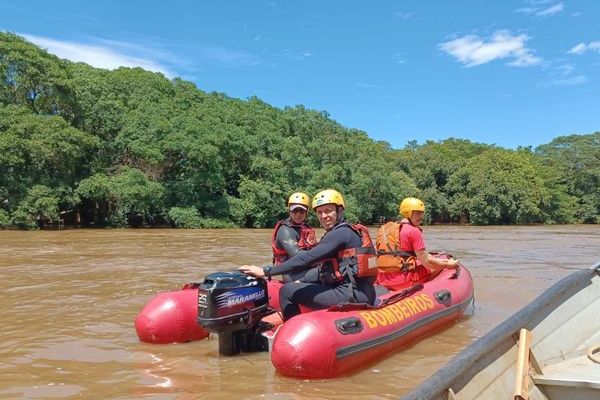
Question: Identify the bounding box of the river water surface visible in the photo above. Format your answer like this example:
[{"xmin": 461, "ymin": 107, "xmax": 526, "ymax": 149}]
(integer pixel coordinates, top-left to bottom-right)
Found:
[{"xmin": 0, "ymin": 226, "xmax": 598, "ymax": 399}]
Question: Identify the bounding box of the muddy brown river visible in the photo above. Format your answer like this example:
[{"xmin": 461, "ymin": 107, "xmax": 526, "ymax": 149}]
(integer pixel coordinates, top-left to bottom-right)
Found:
[{"xmin": 0, "ymin": 226, "xmax": 598, "ymax": 399}]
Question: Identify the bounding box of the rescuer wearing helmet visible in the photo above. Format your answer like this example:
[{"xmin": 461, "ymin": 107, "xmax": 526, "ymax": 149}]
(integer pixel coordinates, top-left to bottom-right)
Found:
[
  {"xmin": 375, "ymin": 197, "xmax": 459, "ymax": 290},
  {"xmin": 240, "ymin": 189, "xmax": 377, "ymax": 321},
  {"xmin": 271, "ymin": 192, "xmax": 317, "ymax": 283}
]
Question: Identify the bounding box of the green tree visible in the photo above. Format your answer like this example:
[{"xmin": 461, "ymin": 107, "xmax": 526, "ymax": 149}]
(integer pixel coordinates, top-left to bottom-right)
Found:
[
  {"xmin": 0, "ymin": 209, "xmax": 10, "ymax": 228},
  {"xmin": 76, "ymin": 168, "xmax": 165, "ymax": 227},
  {"xmin": 447, "ymin": 149, "xmax": 551, "ymax": 224},
  {"xmin": 230, "ymin": 157, "xmax": 289, "ymax": 227},
  {"xmin": 2, "ymin": 33, "xmax": 597, "ymax": 228},
  {"xmin": 0, "ymin": 32, "xmax": 75, "ymax": 120},
  {"xmin": 348, "ymin": 139, "xmax": 417, "ymax": 223},
  {"xmin": 396, "ymin": 138, "xmax": 493, "ymax": 223},
  {"xmin": 12, "ymin": 185, "xmax": 59, "ymax": 228},
  {"xmin": 167, "ymin": 207, "xmax": 203, "ymax": 228},
  {"xmin": 74, "ymin": 173, "xmax": 111, "ymax": 225},
  {"xmin": 0, "ymin": 105, "xmax": 99, "ymax": 220},
  {"xmin": 536, "ymin": 133, "xmax": 600, "ymax": 223}
]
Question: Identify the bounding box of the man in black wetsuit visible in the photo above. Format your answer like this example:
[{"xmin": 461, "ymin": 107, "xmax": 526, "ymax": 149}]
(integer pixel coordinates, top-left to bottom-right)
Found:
[
  {"xmin": 271, "ymin": 192, "xmax": 318, "ymax": 283},
  {"xmin": 240, "ymin": 189, "xmax": 376, "ymax": 321}
]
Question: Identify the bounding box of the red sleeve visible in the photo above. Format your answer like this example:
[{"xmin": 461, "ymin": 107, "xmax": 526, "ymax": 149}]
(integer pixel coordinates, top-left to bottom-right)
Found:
[{"xmin": 403, "ymin": 226, "xmax": 426, "ymax": 252}]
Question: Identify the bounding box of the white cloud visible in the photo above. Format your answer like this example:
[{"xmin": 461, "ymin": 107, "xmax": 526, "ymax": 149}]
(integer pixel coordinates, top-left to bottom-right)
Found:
[
  {"xmin": 542, "ymin": 75, "xmax": 587, "ymax": 87},
  {"xmin": 393, "ymin": 52, "xmax": 407, "ymax": 64},
  {"xmin": 568, "ymin": 43, "xmax": 587, "ymax": 55},
  {"xmin": 355, "ymin": 82, "xmax": 379, "ymax": 89},
  {"xmin": 555, "ymin": 63, "xmax": 575, "ymax": 75},
  {"xmin": 21, "ymin": 33, "xmax": 261, "ymax": 77},
  {"xmin": 275, "ymin": 49, "xmax": 313, "ymax": 61},
  {"xmin": 539, "ymin": 60, "xmax": 588, "ymax": 87},
  {"xmin": 568, "ymin": 41, "xmax": 600, "ymax": 55},
  {"xmin": 516, "ymin": 1, "xmax": 564, "ymax": 17},
  {"xmin": 394, "ymin": 12, "xmax": 416, "ymax": 20},
  {"xmin": 195, "ymin": 45, "xmax": 260, "ymax": 65},
  {"xmin": 516, "ymin": 7, "xmax": 536, "ymax": 14},
  {"xmin": 536, "ymin": 2, "xmax": 564, "ymax": 16},
  {"xmin": 439, "ymin": 30, "xmax": 541, "ymax": 67},
  {"xmin": 23, "ymin": 34, "xmax": 175, "ymax": 77}
]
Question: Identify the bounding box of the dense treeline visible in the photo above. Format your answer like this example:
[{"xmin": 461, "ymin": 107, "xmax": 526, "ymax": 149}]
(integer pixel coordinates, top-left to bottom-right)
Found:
[{"xmin": 1, "ymin": 32, "xmax": 598, "ymax": 229}]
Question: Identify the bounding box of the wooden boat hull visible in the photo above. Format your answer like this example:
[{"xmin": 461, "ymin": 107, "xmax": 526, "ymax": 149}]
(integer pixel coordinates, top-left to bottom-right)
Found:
[{"xmin": 402, "ymin": 261, "xmax": 600, "ymax": 400}]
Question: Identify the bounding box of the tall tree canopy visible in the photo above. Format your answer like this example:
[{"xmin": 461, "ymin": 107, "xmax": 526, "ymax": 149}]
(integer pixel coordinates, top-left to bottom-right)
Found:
[{"xmin": 1, "ymin": 32, "xmax": 597, "ymax": 228}]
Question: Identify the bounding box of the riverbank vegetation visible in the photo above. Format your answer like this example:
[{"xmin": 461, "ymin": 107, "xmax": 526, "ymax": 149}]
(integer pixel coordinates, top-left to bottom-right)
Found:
[{"xmin": 1, "ymin": 32, "xmax": 598, "ymax": 229}]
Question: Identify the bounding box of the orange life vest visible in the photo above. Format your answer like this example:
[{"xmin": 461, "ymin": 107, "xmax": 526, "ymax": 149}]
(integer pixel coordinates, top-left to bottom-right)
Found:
[
  {"xmin": 317, "ymin": 223, "xmax": 378, "ymax": 284},
  {"xmin": 271, "ymin": 219, "xmax": 316, "ymax": 265},
  {"xmin": 376, "ymin": 219, "xmax": 420, "ymax": 273}
]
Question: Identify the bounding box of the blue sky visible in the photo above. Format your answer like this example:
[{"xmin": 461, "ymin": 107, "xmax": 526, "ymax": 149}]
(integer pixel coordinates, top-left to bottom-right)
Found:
[{"xmin": 1, "ymin": 0, "xmax": 599, "ymax": 149}]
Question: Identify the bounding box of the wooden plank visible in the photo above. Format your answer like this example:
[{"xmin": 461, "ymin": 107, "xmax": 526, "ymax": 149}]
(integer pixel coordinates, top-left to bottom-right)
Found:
[
  {"xmin": 514, "ymin": 328, "xmax": 532, "ymax": 400},
  {"xmin": 447, "ymin": 387, "xmax": 458, "ymax": 400}
]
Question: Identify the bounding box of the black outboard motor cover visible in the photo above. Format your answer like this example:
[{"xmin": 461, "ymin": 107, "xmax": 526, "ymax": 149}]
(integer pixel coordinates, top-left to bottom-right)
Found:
[{"xmin": 197, "ymin": 270, "xmax": 268, "ymax": 334}]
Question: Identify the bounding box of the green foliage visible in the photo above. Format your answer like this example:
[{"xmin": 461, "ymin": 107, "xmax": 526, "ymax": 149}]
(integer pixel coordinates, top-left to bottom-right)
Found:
[
  {"xmin": 168, "ymin": 207, "xmax": 234, "ymax": 228},
  {"xmin": 0, "ymin": 209, "xmax": 9, "ymax": 228},
  {"xmin": 446, "ymin": 149, "xmax": 551, "ymax": 224},
  {"xmin": 12, "ymin": 185, "xmax": 59, "ymax": 228},
  {"xmin": 536, "ymin": 132, "xmax": 600, "ymax": 223},
  {"xmin": 76, "ymin": 168, "xmax": 165, "ymax": 227},
  {"xmin": 230, "ymin": 174, "xmax": 287, "ymax": 228},
  {"xmin": 347, "ymin": 139, "xmax": 417, "ymax": 222},
  {"xmin": 75, "ymin": 173, "xmax": 111, "ymax": 201},
  {"xmin": 396, "ymin": 138, "xmax": 493, "ymax": 223},
  {"xmin": 168, "ymin": 207, "xmax": 203, "ymax": 228},
  {"xmin": 0, "ymin": 105, "xmax": 99, "ymax": 176},
  {"xmin": 1, "ymin": 33, "xmax": 598, "ymax": 228},
  {"xmin": 0, "ymin": 32, "xmax": 75, "ymax": 119},
  {"xmin": 0, "ymin": 105, "xmax": 99, "ymax": 217},
  {"xmin": 106, "ymin": 168, "xmax": 166, "ymax": 227}
]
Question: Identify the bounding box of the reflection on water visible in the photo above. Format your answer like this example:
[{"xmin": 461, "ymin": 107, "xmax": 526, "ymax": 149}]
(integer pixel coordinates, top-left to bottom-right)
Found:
[{"xmin": 0, "ymin": 226, "xmax": 598, "ymax": 399}]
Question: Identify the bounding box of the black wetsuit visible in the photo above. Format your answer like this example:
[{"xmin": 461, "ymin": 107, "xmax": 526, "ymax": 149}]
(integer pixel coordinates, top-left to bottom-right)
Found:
[
  {"xmin": 273, "ymin": 220, "xmax": 318, "ymax": 283},
  {"xmin": 266, "ymin": 219, "xmax": 376, "ymax": 320}
]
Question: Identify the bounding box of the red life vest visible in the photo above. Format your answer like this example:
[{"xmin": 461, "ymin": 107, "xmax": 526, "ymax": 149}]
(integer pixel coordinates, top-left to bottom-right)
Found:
[
  {"xmin": 318, "ymin": 223, "xmax": 378, "ymax": 284},
  {"xmin": 271, "ymin": 219, "xmax": 316, "ymax": 265},
  {"xmin": 375, "ymin": 218, "xmax": 420, "ymax": 272}
]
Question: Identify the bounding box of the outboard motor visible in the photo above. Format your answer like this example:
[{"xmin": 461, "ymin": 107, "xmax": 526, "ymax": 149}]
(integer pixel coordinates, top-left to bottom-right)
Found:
[{"xmin": 197, "ymin": 270, "xmax": 270, "ymax": 355}]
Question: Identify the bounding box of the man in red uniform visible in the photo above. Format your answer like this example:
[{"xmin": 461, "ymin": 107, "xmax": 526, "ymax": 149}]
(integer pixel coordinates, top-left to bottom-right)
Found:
[{"xmin": 375, "ymin": 197, "xmax": 459, "ymax": 291}]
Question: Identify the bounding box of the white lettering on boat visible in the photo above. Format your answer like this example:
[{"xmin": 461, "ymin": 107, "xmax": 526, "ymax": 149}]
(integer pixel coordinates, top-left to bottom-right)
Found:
[{"xmin": 223, "ymin": 289, "xmax": 266, "ymax": 307}]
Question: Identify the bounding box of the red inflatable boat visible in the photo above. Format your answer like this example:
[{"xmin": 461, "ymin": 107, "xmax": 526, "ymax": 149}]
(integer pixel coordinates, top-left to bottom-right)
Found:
[
  {"xmin": 135, "ymin": 283, "xmax": 209, "ymax": 344},
  {"xmin": 135, "ymin": 257, "xmax": 474, "ymax": 379},
  {"xmin": 270, "ymin": 266, "xmax": 473, "ymax": 378}
]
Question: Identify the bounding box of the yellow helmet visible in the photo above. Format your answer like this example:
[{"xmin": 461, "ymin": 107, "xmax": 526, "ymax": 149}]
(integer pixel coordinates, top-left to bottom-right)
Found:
[
  {"xmin": 312, "ymin": 189, "xmax": 345, "ymax": 210},
  {"xmin": 400, "ymin": 197, "xmax": 425, "ymax": 218},
  {"xmin": 287, "ymin": 192, "xmax": 310, "ymax": 208}
]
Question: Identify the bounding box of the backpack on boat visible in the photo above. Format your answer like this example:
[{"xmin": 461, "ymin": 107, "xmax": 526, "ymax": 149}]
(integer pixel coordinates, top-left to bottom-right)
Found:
[{"xmin": 375, "ymin": 221, "xmax": 417, "ymax": 273}]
